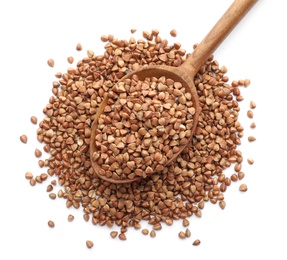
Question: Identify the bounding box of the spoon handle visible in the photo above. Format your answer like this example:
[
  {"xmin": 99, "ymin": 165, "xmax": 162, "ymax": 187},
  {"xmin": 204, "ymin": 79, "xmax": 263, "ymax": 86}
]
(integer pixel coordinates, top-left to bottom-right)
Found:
[{"xmin": 182, "ymin": 0, "xmax": 258, "ymax": 75}]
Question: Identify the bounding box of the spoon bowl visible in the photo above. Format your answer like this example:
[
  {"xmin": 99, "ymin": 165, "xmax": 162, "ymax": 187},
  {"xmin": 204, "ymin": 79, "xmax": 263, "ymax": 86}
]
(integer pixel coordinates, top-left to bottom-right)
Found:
[{"xmin": 90, "ymin": 63, "xmax": 200, "ymax": 184}]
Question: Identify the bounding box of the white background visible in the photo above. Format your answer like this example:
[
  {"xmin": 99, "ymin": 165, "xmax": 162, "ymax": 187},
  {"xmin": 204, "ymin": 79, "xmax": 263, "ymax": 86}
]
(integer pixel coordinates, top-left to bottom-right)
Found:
[{"xmin": 0, "ymin": 0, "xmax": 286, "ymax": 259}]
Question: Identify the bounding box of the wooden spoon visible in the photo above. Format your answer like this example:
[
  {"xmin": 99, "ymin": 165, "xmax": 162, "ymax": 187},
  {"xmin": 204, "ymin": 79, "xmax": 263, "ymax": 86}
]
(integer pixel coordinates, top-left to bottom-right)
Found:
[{"xmin": 90, "ymin": 0, "xmax": 257, "ymax": 184}]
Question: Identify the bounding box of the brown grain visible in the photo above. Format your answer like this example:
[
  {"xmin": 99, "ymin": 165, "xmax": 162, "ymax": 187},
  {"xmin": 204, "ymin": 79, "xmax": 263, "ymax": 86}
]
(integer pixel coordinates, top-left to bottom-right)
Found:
[
  {"xmin": 30, "ymin": 116, "xmax": 37, "ymax": 124},
  {"xmin": 248, "ymin": 136, "xmax": 256, "ymax": 142},
  {"xmin": 142, "ymin": 229, "xmax": 149, "ymax": 235},
  {"xmin": 110, "ymin": 231, "xmax": 118, "ymax": 238},
  {"xmin": 150, "ymin": 230, "xmax": 156, "ymax": 238},
  {"xmin": 76, "ymin": 43, "xmax": 82, "ymax": 51},
  {"xmin": 244, "ymin": 79, "xmax": 250, "ymax": 87},
  {"xmin": 83, "ymin": 213, "xmax": 89, "ymax": 222},
  {"xmin": 86, "ymin": 240, "xmax": 94, "ymax": 248},
  {"xmin": 170, "ymin": 29, "xmax": 177, "ymax": 37},
  {"xmin": 47, "ymin": 59, "xmax": 54, "ymax": 67},
  {"xmin": 239, "ymin": 184, "xmax": 248, "ymax": 192},
  {"xmin": 250, "ymin": 122, "xmax": 256, "ymax": 128},
  {"xmin": 247, "ymin": 110, "xmax": 253, "ymax": 118},
  {"xmin": 119, "ymin": 233, "xmax": 127, "ymax": 240},
  {"xmin": 49, "ymin": 193, "xmax": 56, "ymax": 200},
  {"xmin": 48, "ymin": 220, "xmax": 55, "ymax": 228},
  {"xmin": 40, "ymin": 173, "xmax": 48, "ymax": 181},
  {"xmin": 55, "ymin": 72, "xmax": 62, "ymax": 78},
  {"xmin": 46, "ymin": 184, "xmax": 53, "ymax": 192},
  {"xmin": 34, "ymin": 149, "xmax": 42, "ymax": 158},
  {"xmin": 38, "ymin": 160, "xmax": 44, "ymax": 168},
  {"xmin": 87, "ymin": 50, "xmax": 94, "ymax": 58},
  {"xmin": 20, "ymin": 135, "xmax": 27, "ymax": 143},
  {"xmin": 182, "ymin": 219, "xmax": 189, "ymax": 227},
  {"xmin": 100, "ymin": 35, "xmax": 108, "ymax": 42},
  {"xmin": 193, "ymin": 239, "xmax": 201, "ymax": 246},
  {"xmin": 153, "ymin": 223, "xmax": 162, "ymax": 230},
  {"xmin": 67, "ymin": 56, "xmax": 74, "ymax": 64},
  {"xmin": 247, "ymin": 158, "xmax": 254, "ymax": 165},
  {"xmin": 25, "ymin": 172, "xmax": 33, "ymax": 179},
  {"xmin": 178, "ymin": 231, "xmax": 186, "ymax": 239},
  {"xmin": 231, "ymin": 173, "xmax": 238, "ymax": 182},
  {"xmin": 50, "ymin": 180, "xmax": 57, "ymax": 185},
  {"xmin": 250, "ymin": 101, "xmax": 256, "ymax": 109},
  {"xmin": 185, "ymin": 228, "xmax": 191, "ymax": 238},
  {"xmin": 134, "ymin": 223, "xmax": 141, "ymax": 230},
  {"xmin": 238, "ymin": 172, "xmax": 245, "ymax": 180},
  {"xmin": 234, "ymin": 163, "xmax": 242, "ymax": 172},
  {"xmin": 29, "ymin": 178, "xmax": 36, "ymax": 186},
  {"xmin": 68, "ymin": 214, "xmax": 74, "ymax": 222},
  {"xmin": 219, "ymin": 201, "xmax": 226, "ymax": 209},
  {"xmin": 35, "ymin": 176, "xmax": 42, "ymax": 183}
]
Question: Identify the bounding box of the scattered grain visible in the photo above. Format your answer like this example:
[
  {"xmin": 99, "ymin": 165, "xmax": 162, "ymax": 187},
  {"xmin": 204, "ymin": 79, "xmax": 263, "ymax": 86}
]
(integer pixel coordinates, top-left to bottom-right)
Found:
[
  {"xmin": 110, "ymin": 231, "xmax": 118, "ymax": 238},
  {"xmin": 25, "ymin": 172, "xmax": 33, "ymax": 179},
  {"xmin": 250, "ymin": 101, "xmax": 256, "ymax": 109},
  {"xmin": 76, "ymin": 43, "xmax": 82, "ymax": 51},
  {"xmin": 119, "ymin": 233, "xmax": 127, "ymax": 240},
  {"xmin": 34, "ymin": 149, "xmax": 42, "ymax": 158},
  {"xmin": 185, "ymin": 228, "xmax": 191, "ymax": 238},
  {"xmin": 244, "ymin": 79, "xmax": 250, "ymax": 87},
  {"xmin": 46, "ymin": 184, "xmax": 53, "ymax": 192},
  {"xmin": 47, "ymin": 59, "xmax": 54, "ymax": 67},
  {"xmin": 48, "ymin": 220, "xmax": 55, "ymax": 228},
  {"xmin": 100, "ymin": 35, "xmax": 108, "ymax": 42},
  {"xmin": 86, "ymin": 240, "xmax": 94, "ymax": 248},
  {"xmin": 247, "ymin": 110, "xmax": 253, "ymax": 118},
  {"xmin": 193, "ymin": 239, "xmax": 201, "ymax": 246},
  {"xmin": 142, "ymin": 229, "xmax": 149, "ymax": 235},
  {"xmin": 35, "ymin": 176, "xmax": 42, "ymax": 183},
  {"xmin": 49, "ymin": 193, "xmax": 56, "ymax": 200},
  {"xmin": 30, "ymin": 116, "xmax": 37, "ymax": 124},
  {"xmin": 150, "ymin": 230, "xmax": 156, "ymax": 238},
  {"xmin": 67, "ymin": 56, "xmax": 74, "ymax": 64},
  {"xmin": 29, "ymin": 178, "xmax": 36, "ymax": 186},
  {"xmin": 238, "ymin": 172, "xmax": 245, "ymax": 180},
  {"xmin": 170, "ymin": 29, "xmax": 177, "ymax": 37},
  {"xmin": 182, "ymin": 219, "xmax": 189, "ymax": 227},
  {"xmin": 55, "ymin": 72, "xmax": 62, "ymax": 78},
  {"xmin": 239, "ymin": 184, "xmax": 248, "ymax": 192},
  {"xmin": 20, "ymin": 135, "xmax": 27, "ymax": 143},
  {"xmin": 219, "ymin": 201, "xmax": 226, "ymax": 209},
  {"xmin": 178, "ymin": 231, "xmax": 186, "ymax": 239},
  {"xmin": 248, "ymin": 136, "xmax": 256, "ymax": 142},
  {"xmin": 40, "ymin": 173, "xmax": 48, "ymax": 181},
  {"xmin": 247, "ymin": 158, "xmax": 254, "ymax": 165},
  {"xmin": 250, "ymin": 122, "xmax": 256, "ymax": 128},
  {"xmin": 67, "ymin": 214, "xmax": 74, "ymax": 222}
]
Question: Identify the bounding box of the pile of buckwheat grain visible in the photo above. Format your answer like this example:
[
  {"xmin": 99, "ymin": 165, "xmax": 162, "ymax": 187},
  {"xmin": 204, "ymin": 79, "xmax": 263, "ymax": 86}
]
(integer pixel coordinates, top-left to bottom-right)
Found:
[{"xmin": 21, "ymin": 29, "xmax": 255, "ymax": 246}]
